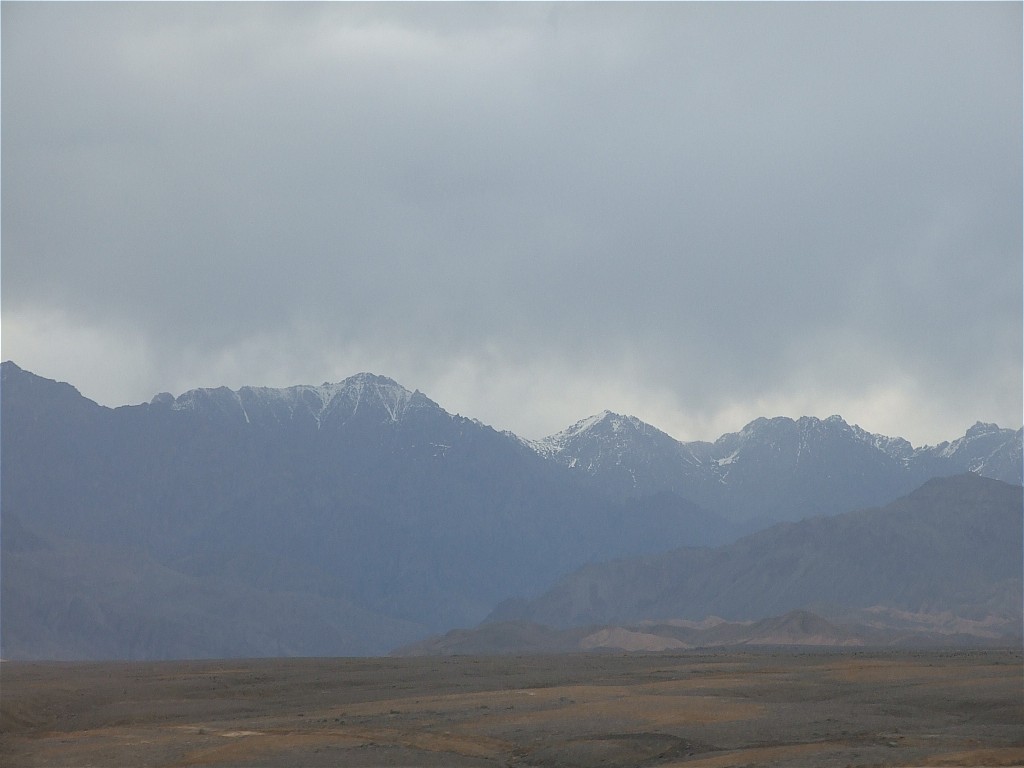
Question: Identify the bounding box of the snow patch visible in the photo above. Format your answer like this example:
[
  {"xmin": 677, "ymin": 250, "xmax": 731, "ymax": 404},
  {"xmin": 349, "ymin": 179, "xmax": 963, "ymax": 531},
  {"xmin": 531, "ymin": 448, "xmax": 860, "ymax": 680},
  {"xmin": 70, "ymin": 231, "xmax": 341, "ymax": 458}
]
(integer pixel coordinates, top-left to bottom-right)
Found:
[
  {"xmin": 164, "ymin": 373, "xmax": 423, "ymax": 430},
  {"xmin": 717, "ymin": 451, "xmax": 739, "ymax": 467}
]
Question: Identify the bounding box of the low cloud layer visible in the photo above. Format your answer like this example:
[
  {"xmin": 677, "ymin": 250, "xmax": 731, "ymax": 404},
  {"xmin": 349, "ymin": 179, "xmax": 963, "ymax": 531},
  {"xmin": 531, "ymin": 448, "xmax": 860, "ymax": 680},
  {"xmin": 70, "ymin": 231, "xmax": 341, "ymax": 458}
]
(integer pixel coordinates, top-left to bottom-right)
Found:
[{"xmin": 3, "ymin": 3, "xmax": 1021, "ymax": 444}]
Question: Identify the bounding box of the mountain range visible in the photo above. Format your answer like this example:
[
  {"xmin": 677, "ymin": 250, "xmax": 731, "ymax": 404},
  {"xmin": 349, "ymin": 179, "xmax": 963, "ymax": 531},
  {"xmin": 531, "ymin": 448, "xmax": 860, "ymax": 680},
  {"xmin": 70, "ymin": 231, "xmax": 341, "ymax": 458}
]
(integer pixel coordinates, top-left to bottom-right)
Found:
[
  {"xmin": 404, "ymin": 473, "xmax": 1022, "ymax": 655},
  {"xmin": 525, "ymin": 409, "xmax": 1021, "ymax": 525},
  {"xmin": 2, "ymin": 361, "xmax": 1021, "ymax": 659},
  {"xmin": 486, "ymin": 473, "xmax": 1022, "ymax": 626}
]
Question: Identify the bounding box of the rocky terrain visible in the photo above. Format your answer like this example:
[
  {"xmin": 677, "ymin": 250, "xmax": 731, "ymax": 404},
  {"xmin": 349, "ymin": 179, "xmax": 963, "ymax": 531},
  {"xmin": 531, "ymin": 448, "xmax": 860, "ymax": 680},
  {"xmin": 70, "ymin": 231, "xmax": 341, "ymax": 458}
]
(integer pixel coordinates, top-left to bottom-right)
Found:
[
  {"xmin": 3, "ymin": 361, "xmax": 1021, "ymax": 659},
  {"xmin": 455, "ymin": 474, "xmax": 1022, "ymax": 656}
]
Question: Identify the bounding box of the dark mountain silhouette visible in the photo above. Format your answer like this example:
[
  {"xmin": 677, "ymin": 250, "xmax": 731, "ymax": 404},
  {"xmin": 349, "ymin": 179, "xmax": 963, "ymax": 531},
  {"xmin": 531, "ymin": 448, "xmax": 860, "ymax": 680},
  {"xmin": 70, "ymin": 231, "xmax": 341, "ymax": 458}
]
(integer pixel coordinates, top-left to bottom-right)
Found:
[
  {"xmin": 487, "ymin": 474, "xmax": 1023, "ymax": 638},
  {"xmin": 2, "ymin": 362, "xmax": 1020, "ymax": 659},
  {"xmin": 1, "ymin": 362, "xmax": 715, "ymax": 659}
]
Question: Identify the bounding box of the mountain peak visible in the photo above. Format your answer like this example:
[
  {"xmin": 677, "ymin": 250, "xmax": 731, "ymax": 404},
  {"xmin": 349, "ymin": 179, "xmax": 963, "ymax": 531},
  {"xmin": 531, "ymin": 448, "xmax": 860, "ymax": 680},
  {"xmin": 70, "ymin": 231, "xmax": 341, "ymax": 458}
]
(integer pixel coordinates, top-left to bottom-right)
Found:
[
  {"xmin": 532, "ymin": 410, "xmax": 666, "ymax": 455},
  {"xmin": 157, "ymin": 372, "xmax": 435, "ymax": 429},
  {"xmin": 338, "ymin": 371, "xmax": 405, "ymax": 390},
  {"xmin": 327, "ymin": 372, "xmax": 425, "ymax": 423},
  {"xmin": 523, "ymin": 410, "xmax": 694, "ymax": 492},
  {"xmin": 966, "ymin": 421, "xmax": 1002, "ymax": 437},
  {"xmin": 589, "ymin": 411, "xmax": 651, "ymax": 434}
]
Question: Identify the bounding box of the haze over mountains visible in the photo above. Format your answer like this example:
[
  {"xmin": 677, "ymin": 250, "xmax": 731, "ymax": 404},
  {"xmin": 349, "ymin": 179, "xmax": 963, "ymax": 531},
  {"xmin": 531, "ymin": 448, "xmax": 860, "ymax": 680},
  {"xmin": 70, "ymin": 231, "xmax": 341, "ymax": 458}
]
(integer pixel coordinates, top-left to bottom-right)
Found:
[
  {"xmin": 525, "ymin": 409, "xmax": 1021, "ymax": 525},
  {"xmin": 2, "ymin": 361, "xmax": 1021, "ymax": 659},
  {"xmin": 483, "ymin": 474, "xmax": 1022, "ymax": 633}
]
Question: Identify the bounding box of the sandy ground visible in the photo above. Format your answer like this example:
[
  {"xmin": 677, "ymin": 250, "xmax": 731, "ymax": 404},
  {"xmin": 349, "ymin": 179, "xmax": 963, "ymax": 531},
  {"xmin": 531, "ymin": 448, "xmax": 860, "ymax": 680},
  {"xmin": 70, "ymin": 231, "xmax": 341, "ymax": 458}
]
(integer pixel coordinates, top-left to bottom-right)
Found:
[{"xmin": 1, "ymin": 648, "xmax": 1021, "ymax": 767}]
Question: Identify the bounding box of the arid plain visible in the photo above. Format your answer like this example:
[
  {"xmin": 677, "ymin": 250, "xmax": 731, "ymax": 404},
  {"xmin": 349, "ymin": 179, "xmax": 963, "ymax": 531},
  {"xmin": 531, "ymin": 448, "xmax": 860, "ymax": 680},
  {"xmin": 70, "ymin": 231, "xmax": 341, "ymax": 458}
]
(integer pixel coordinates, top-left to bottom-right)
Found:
[{"xmin": 2, "ymin": 649, "xmax": 1022, "ymax": 768}]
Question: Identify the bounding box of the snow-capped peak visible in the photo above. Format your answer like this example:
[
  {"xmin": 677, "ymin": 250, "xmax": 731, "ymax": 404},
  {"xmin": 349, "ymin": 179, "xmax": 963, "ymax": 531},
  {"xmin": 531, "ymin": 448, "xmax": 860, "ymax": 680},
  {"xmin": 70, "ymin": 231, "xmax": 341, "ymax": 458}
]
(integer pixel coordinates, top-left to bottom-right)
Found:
[
  {"xmin": 927, "ymin": 421, "xmax": 1016, "ymax": 462},
  {"xmin": 526, "ymin": 410, "xmax": 675, "ymax": 461},
  {"xmin": 158, "ymin": 372, "xmax": 432, "ymax": 429},
  {"xmin": 965, "ymin": 421, "xmax": 1002, "ymax": 438},
  {"xmin": 524, "ymin": 412, "xmax": 610, "ymax": 458},
  {"xmin": 321, "ymin": 372, "xmax": 419, "ymax": 423}
]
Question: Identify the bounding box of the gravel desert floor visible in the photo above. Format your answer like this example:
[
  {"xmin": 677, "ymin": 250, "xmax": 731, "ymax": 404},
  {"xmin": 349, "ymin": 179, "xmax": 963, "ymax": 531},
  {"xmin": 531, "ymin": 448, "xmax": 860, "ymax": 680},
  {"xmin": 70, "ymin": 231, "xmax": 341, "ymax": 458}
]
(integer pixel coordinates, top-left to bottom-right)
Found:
[{"xmin": 1, "ymin": 648, "xmax": 1021, "ymax": 768}]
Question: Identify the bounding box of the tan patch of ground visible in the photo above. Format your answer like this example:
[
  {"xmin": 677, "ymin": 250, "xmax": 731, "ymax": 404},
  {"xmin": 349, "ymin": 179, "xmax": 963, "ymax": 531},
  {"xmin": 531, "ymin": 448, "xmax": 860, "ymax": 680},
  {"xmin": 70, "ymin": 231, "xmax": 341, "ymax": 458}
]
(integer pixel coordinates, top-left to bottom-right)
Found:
[
  {"xmin": 172, "ymin": 727, "xmax": 509, "ymax": 766},
  {"xmin": 580, "ymin": 627, "xmax": 688, "ymax": 651},
  {"xmin": 2, "ymin": 649, "xmax": 1020, "ymax": 768},
  {"xmin": 826, "ymin": 657, "xmax": 986, "ymax": 683},
  {"xmin": 661, "ymin": 740, "xmax": 851, "ymax": 767},
  {"xmin": 488, "ymin": 691, "xmax": 762, "ymax": 732},
  {"xmin": 914, "ymin": 747, "xmax": 1024, "ymax": 766}
]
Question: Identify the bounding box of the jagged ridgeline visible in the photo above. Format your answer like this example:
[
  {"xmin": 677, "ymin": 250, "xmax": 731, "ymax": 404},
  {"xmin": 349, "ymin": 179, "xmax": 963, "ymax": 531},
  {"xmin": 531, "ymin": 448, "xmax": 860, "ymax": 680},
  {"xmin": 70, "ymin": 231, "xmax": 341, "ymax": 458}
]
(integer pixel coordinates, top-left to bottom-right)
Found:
[
  {"xmin": 520, "ymin": 409, "xmax": 1021, "ymax": 523},
  {"xmin": 2, "ymin": 361, "xmax": 1021, "ymax": 659}
]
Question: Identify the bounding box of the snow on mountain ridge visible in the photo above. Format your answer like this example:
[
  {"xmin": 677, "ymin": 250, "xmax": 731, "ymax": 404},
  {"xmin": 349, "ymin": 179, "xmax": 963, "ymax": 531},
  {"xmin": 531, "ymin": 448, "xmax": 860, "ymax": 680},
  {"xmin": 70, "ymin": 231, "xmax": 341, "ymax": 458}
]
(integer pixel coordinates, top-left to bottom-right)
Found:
[
  {"xmin": 161, "ymin": 372, "xmax": 431, "ymax": 428},
  {"xmin": 529, "ymin": 411, "xmax": 1015, "ymax": 483},
  {"xmin": 527, "ymin": 411, "xmax": 611, "ymax": 458},
  {"xmin": 532, "ymin": 410, "xmax": 676, "ymax": 458},
  {"xmin": 921, "ymin": 422, "xmax": 1020, "ymax": 473},
  {"xmin": 147, "ymin": 366, "xmax": 1020, "ymax": 483},
  {"xmin": 712, "ymin": 414, "xmax": 917, "ymax": 462}
]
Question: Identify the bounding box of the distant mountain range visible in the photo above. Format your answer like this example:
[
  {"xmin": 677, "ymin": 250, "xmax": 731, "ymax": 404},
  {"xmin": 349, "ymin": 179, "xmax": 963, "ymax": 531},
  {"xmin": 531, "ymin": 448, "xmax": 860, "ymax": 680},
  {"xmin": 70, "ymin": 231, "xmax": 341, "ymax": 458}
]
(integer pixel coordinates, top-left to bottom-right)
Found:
[
  {"xmin": 2, "ymin": 362, "xmax": 1021, "ymax": 659},
  {"xmin": 403, "ymin": 474, "xmax": 1023, "ymax": 655},
  {"xmin": 396, "ymin": 607, "xmax": 1017, "ymax": 657},
  {"xmin": 522, "ymin": 409, "xmax": 1022, "ymax": 524},
  {"xmin": 395, "ymin": 611, "xmax": 872, "ymax": 656},
  {"xmin": 487, "ymin": 473, "xmax": 1022, "ymax": 627}
]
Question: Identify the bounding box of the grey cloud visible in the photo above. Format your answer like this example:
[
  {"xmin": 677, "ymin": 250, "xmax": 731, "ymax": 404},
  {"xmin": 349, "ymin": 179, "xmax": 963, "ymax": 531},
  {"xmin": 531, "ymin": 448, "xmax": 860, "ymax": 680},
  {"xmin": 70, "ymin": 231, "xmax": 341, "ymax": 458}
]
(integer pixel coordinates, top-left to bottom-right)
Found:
[{"xmin": 2, "ymin": 2, "xmax": 1020, "ymax": 443}]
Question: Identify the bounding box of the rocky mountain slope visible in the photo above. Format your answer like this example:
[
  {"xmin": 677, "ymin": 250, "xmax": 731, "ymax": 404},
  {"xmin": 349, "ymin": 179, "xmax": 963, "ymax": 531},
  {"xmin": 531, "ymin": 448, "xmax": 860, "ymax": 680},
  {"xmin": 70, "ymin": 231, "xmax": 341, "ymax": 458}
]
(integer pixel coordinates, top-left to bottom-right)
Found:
[
  {"xmin": 2, "ymin": 361, "xmax": 1020, "ymax": 659},
  {"xmin": 526, "ymin": 410, "xmax": 1022, "ymax": 523},
  {"xmin": 487, "ymin": 474, "xmax": 1023, "ymax": 637},
  {"xmin": 1, "ymin": 363, "xmax": 714, "ymax": 658}
]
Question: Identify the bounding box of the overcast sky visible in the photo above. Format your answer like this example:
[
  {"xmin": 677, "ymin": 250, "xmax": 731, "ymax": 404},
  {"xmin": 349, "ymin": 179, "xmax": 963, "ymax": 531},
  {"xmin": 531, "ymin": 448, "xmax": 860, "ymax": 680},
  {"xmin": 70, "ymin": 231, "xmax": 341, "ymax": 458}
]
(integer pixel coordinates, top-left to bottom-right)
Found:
[{"xmin": 3, "ymin": 2, "xmax": 1021, "ymax": 445}]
